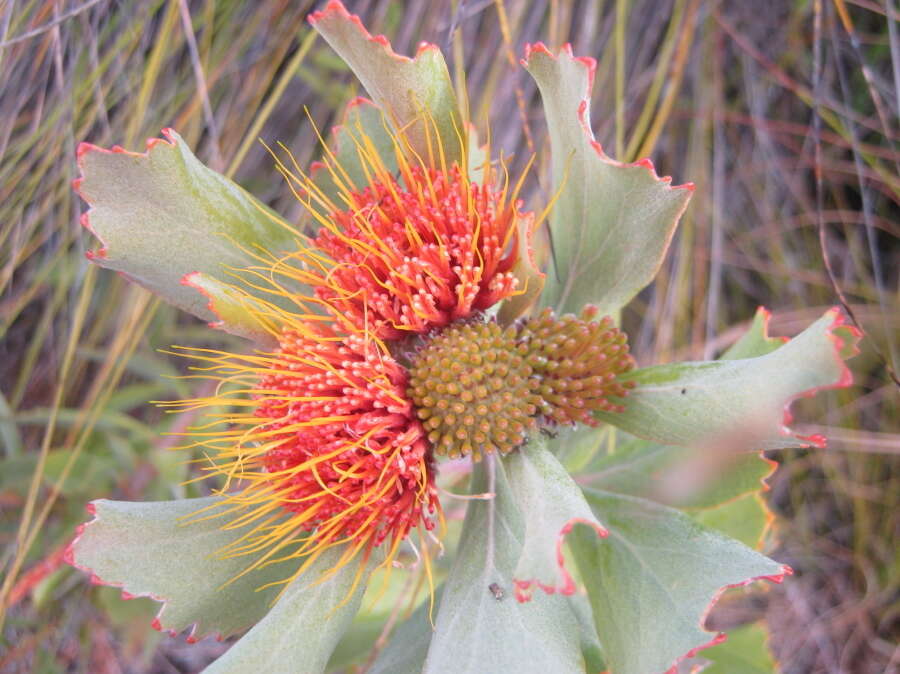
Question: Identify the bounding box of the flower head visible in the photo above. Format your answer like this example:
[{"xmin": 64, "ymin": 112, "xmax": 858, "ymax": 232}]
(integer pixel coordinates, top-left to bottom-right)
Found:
[
  {"xmin": 169, "ymin": 319, "xmax": 440, "ymax": 592},
  {"xmin": 256, "ymin": 329, "xmax": 436, "ymax": 554},
  {"xmin": 312, "ymin": 162, "xmax": 522, "ymax": 339}
]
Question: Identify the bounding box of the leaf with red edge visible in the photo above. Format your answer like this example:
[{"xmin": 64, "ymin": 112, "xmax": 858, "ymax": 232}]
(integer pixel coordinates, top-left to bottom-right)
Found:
[
  {"xmin": 570, "ymin": 488, "xmax": 789, "ymax": 674},
  {"xmin": 309, "ymin": 1, "xmax": 463, "ymax": 166},
  {"xmin": 75, "ymin": 129, "xmax": 306, "ymax": 342},
  {"xmin": 594, "ymin": 308, "xmax": 861, "ymax": 450},
  {"xmin": 523, "ymin": 43, "xmax": 693, "ymax": 316},
  {"xmin": 574, "ymin": 308, "xmax": 796, "ymax": 514},
  {"xmin": 503, "ymin": 437, "xmax": 606, "ymax": 601},
  {"xmin": 721, "ymin": 306, "xmax": 789, "ymax": 360},
  {"xmin": 69, "ymin": 497, "xmax": 304, "ymax": 641},
  {"xmin": 422, "ymin": 457, "xmax": 586, "ymax": 673}
]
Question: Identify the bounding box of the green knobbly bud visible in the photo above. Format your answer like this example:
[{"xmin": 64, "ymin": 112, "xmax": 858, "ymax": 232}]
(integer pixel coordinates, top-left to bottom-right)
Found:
[{"xmin": 407, "ymin": 309, "xmax": 636, "ymax": 460}]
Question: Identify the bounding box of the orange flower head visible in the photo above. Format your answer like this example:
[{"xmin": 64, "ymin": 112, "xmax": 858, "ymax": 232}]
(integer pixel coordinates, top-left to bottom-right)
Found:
[
  {"xmin": 255, "ymin": 329, "xmax": 437, "ymax": 550},
  {"xmin": 314, "ymin": 163, "xmax": 520, "ymax": 339},
  {"xmin": 267, "ymin": 106, "xmax": 533, "ymax": 342},
  {"xmin": 165, "ymin": 322, "xmax": 442, "ymax": 596}
]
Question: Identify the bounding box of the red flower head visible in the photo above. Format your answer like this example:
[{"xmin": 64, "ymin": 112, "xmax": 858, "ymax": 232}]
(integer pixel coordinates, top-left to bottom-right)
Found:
[
  {"xmin": 255, "ymin": 328, "xmax": 437, "ymax": 555},
  {"xmin": 314, "ymin": 163, "xmax": 520, "ymax": 338},
  {"xmin": 269, "ymin": 116, "xmax": 530, "ymax": 341},
  {"xmin": 168, "ymin": 320, "xmax": 442, "ymax": 590}
]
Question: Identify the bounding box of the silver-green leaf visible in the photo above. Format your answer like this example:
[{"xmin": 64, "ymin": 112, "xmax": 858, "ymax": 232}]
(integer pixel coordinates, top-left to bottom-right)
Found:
[
  {"xmin": 75, "ymin": 130, "xmax": 306, "ymax": 342},
  {"xmin": 523, "ymin": 43, "xmax": 693, "ymax": 316},
  {"xmin": 423, "ymin": 457, "xmax": 586, "ymax": 673},
  {"xmin": 571, "ymin": 488, "xmax": 788, "ymax": 674},
  {"xmin": 595, "ymin": 308, "xmax": 860, "ymax": 449}
]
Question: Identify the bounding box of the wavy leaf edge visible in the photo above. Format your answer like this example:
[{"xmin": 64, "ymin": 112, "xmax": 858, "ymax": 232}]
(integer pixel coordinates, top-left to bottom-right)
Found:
[
  {"xmin": 777, "ymin": 307, "xmax": 860, "ymax": 448},
  {"xmin": 512, "ymin": 516, "xmax": 607, "ymax": 602},
  {"xmin": 74, "ymin": 129, "xmax": 179, "ymax": 267},
  {"xmin": 663, "ymin": 564, "xmax": 793, "ymax": 674},
  {"xmin": 309, "ymin": 1, "xmax": 443, "ymax": 65},
  {"xmin": 64, "ymin": 500, "xmax": 236, "ymax": 644},
  {"xmin": 521, "ymin": 42, "xmax": 695, "ymax": 195}
]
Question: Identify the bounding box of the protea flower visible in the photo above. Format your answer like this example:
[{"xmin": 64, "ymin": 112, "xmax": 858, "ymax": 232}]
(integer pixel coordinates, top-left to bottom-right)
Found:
[{"xmin": 66, "ymin": 3, "xmax": 860, "ymax": 673}]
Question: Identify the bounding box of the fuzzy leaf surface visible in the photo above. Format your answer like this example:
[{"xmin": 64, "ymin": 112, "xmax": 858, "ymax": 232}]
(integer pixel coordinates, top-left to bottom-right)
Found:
[
  {"xmin": 75, "ymin": 130, "xmax": 303, "ymax": 341},
  {"xmin": 582, "ymin": 436, "xmax": 775, "ymax": 510},
  {"xmin": 204, "ymin": 547, "xmax": 367, "ymax": 674},
  {"xmin": 423, "ymin": 457, "xmax": 585, "ymax": 673},
  {"xmin": 503, "ymin": 438, "xmax": 606, "ymax": 600},
  {"xmin": 368, "ymin": 591, "xmax": 438, "ymax": 674},
  {"xmin": 571, "ymin": 488, "xmax": 788, "ymax": 674},
  {"xmin": 523, "ymin": 44, "xmax": 693, "ymax": 315},
  {"xmin": 69, "ymin": 497, "xmax": 295, "ymax": 640},
  {"xmin": 310, "ymin": 1, "xmax": 463, "ymax": 166},
  {"xmin": 371, "ymin": 589, "xmax": 604, "ymax": 674},
  {"xmin": 594, "ymin": 309, "xmax": 859, "ymax": 449}
]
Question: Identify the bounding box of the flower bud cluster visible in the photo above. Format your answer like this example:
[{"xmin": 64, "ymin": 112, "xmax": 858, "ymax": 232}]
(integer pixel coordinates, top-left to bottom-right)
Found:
[{"xmin": 407, "ymin": 308, "xmax": 635, "ymax": 459}]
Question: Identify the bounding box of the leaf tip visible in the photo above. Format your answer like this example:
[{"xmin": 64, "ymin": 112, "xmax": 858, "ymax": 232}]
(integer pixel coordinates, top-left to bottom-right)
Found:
[
  {"xmin": 74, "ymin": 129, "xmax": 183, "ymax": 265},
  {"xmin": 309, "ymin": 0, "xmax": 413, "ymax": 63},
  {"xmin": 754, "ymin": 306, "xmax": 790, "ymax": 345},
  {"xmin": 415, "ymin": 41, "xmax": 442, "ymax": 57},
  {"xmin": 779, "ymin": 307, "xmax": 860, "ymax": 447},
  {"xmin": 521, "ymin": 41, "xmax": 554, "ymax": 64}
]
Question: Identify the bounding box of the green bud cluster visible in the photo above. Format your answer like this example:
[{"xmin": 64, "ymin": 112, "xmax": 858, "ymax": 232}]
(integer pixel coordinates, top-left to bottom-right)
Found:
[
  {"xmin": 407, "ymin": 308, "xmax": 636, "ymax": 460},
  {"xmin": 519, "ymin": 307, "xmax": 636, "ymax": 426},
  {"xmin": 408, "ymin": 322, "xmax": 541, "ymax": 460}
]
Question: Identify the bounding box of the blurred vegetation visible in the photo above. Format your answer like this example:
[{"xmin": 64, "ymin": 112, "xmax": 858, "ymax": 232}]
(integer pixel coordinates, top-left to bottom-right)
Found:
[{"xmin": 0, "ymin": 0, "xmax": 897, "ymax": 672}]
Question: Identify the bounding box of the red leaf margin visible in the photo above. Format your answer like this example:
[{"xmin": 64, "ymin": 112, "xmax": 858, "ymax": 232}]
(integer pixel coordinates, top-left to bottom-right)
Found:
[
  {"xmin": 180, "ymin": 271, "xmax": 228, "ymax": 331},
  {"xmin": 512, "ymin": 517, "xmax": 608, "ymax": 603},
  {"xmin": 63, "ymin": 501, "xmax": 231, "ymax": 645},
  {"xmin": 662, "ymin": 565, "xmax": 793, "ymax": 674},
  {"xmin": 777, "ymin": 307, "xmax": 861, "ymax": 449},
  {"xmin": 308, "ymin": 0, "xmax": 443, "ymax": 65},
  {"xmin": 521, "ymin": 41, "xmax": 696, "ymax": 196}
]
